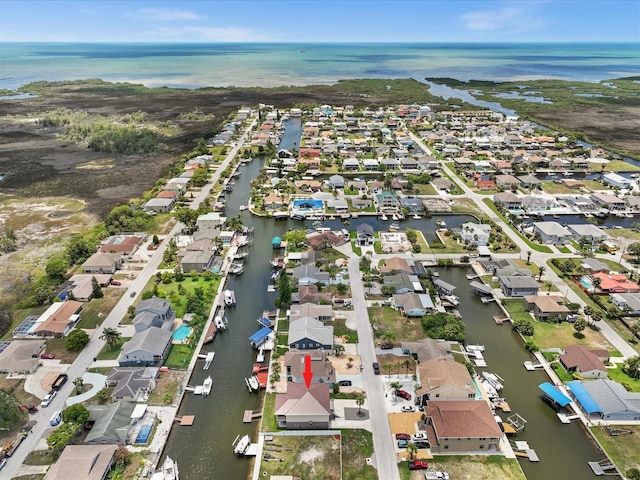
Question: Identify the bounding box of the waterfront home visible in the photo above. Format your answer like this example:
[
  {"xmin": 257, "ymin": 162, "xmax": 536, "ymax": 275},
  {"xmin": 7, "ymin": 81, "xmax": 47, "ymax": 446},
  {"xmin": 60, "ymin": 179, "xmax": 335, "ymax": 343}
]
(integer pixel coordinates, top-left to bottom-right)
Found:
[
  {"xmin": 603, "ymin": 172, "xmax": 632, "ymax": 189},
  {"xmin": 591, "ymin": 271, "xmax": 640, "ymax": 294},
  {"xmin": 393, "ymin": 292, "xmax": 434, "ymax": 317},
  {"xmin": 362, "ymin": 158, "xmax": 379, "ymax": 171},
  {"xmin": 559, "ymin": 345, "xmax": 608, "ymax": 379},
  {"xmin": 375, "ymin": 191, "xmax": 399, "ymax": 212},
  {"xmin": 43, "ymin": 444, "xmax": 117, "ymax": 480},
  {"xmin": 499, "ymin": 274, "xmax": 539, "ymax": 297},
  {"xmin": 568, "ymin": 378, "xmax": 640, "ymax": 421},
  {"xmin": 289, "ymin": 302, "xmax": 333, "ymax": 323},
  {"xmin": 567, "ymin": 224, "xmax": 609, "ymax": 245},
  {"xmin": 179, "ymin": 250, "xmax": 216, "ymax": 273},
  {"xmin": 295, "ymin": 179, "xmax": 322, "ymax": 192},
  {"xmin": 342, "ymin": 158, "xmax": 360, "ymax": 171},
  {"xmin": 610, "ymin": 293, "xmax": 640, "ymax": 315},
  {"xmin": 424, "ymin": 400, "xmax": 503, "ymax": 453},
  {"xmin": 196, "ymin": 212, "xmax": 227, "ymax": 230},
  {"xmin": 275, "ymin": 383, "xmax": 331, "ymax": 429},
  {"xmin": 328, "ymin": 174, "xmax": 346, "ymax": 189},
  {"xmin": 522, "ymin": 295, "xmax": 570, "ymax": 322},
  {"xmin": 495, "ymin": 174, "xmax": 520, "ymax": 190},
  {"xmin": 380, "ymin": 257, "xmax": 413, "ymax": 275},
  {"xmin": 352, "ymin": 197, "xmax": 374, "ymax": 210},
  {"xmin": 144, "ymin": 197, "xmax": 175, "ymax": 213},
  {"xmin": 284, "ymin": 349, "xmax": 335, "ymax": 384},
  {"xmin": 288, "ymin": 316, "xmax": 334, "ymax": 351},
  {"xmin": 32, "ymin": 300, "xmax": 83, "ymax": 337},
  {"xmin": 456, "ymin": 222, "xmax": 492, "ymax": 247},
  {"xmin": 0, "ymin": 340, "xmax": 45, "ymax": 374},
  {"xmin": 493, "ymin": 192, "xmax": 522, "ymax": 210},
  {"xmin": 590, "ymin": 192, "xmax": 627, "ymax": 211},
  {"xmin": 133, "ymin": 298, "xmax": 174, "ymax": 332},
  {"xmin": 99, "ymin": 234, "xmax": 144, "ymax": 255},
  {"xmin": 85, "ymin": 401, "xmax": 136, "ymax": 445},
  {"xmin": 400, "ymin": 196, "xmax": 424, "ymax": 212},
  {"xmin": 263, "ymin": 192, "xmax": 288, "ymax": 211},
  {"xmin": 106, "ymin": 367, "xmax": 159, "ymax": 402},
  {"xmin": 356, "ymin": 223, "xmax": 374, "ymax": 246},
  {"xmin": 384, "ymin": 273, "xmax": 418, "ymax": 294},
  {"xmin": 565, "ymin": 195, "xmax": 598, "ymax": 212},
  {"xmin": 533, "ymin": 221, "xmax": 572, "ymax": 245},
  {"xmin": 291, "ymin": 264, "xmax": 330, "ymax": 286},
  {"xmin": 415, "ymin": 357, "xmax": 476, "ymax": 406},
  {"xmin": 82, "ymin": 252, "xmax": 123, "ymax": 274},
  {"xmin": 517, "ymin": 174, "xmax": 542, "ymax": 189},
  {"xmin": 292, "ymin": 285, "xmax": 333, "ymax": 305},
  {"xmin": 401, "ymin": 338, "xmax": 452, "ymax": 363},
  {"xmin": 400, "ymin": 157, "xmax": 419, "ymax": 171},
  {"xmin": 118, "ymin": 327, "xmax": 172, "ymax": 367}
]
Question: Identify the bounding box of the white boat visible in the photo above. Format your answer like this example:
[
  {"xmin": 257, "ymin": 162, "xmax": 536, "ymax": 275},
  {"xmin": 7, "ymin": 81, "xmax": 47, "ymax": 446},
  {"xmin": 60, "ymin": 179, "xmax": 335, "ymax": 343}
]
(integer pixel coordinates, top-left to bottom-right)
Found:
[
  {"xmin": 380, "ymin": 214, "xmax": 389, "ymax": 221},
  {"xmin": 413, "ymin": 214, "xmax": 421, "ymax": 219},
  {"xmin": 150, "ymin": 456, "xmax": 179, "ymax": 480},
  {"xmin": 214, "ymin": 316, "xmax": 227, "ymax": 330},
  {"xmin": 245, "ymin": 375, "xmax": 259, "ymax": 391},
  {"xmin": 436, "ymin": 219, "xmax": 447, "ymax": 228},
  {"xmin": 233, "ymin": 434, "xmax": 251, "ymax": 455},
  {"xmin": 239, "ymin": 205, "xmax": 247, "ymax": 211},
  {"xmin": 224, "ymin": 290, "xmax": 236, "ymax": 306},
  {"xmin": 466, "ymin": 344, "xmax": 485, "ymax": 353},
  {"xmin": 442, "ymin": 294, "xmax": 459, "ymax": 306},
  {"xmin": 229, "ymin": 263, "xmax": 244, "ymax": 274},
  {"xmin": 202, "ymin": 376, "xmax": 213, "ymax": 396},
  {"xmin": 482, "ymin": 371, "xmax": 504, "ymax": 391},
  {"xmin": 392, "ymin": 214, "xmax": 399, "ymax": 221},
  {"xmin": 389, "ymin": 223, "xmax": 400, "ymax": 231},
  {"xmin": 233, "ymin": 251, "xmax": 249, "ymax": 260}
]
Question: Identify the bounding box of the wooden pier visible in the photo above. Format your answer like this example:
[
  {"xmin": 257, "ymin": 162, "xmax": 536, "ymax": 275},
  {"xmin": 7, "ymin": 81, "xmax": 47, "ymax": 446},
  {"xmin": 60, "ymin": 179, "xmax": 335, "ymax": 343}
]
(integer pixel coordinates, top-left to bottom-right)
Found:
[
  {"xmin": 588, "ymin": 459, "xmax": 617, "ymax": 476},
  {"xmin": 511, "ymin": 441, "xmax": 539, "ymax": 462},
  {"xmin": 242, "ymin": 410, "xmax": 263, "ymax": 423},
  {"xmin": 523, "ymin": 360, "xmax": 544, "ymax": 371},
  {"xmin": 493, "ymin": 315, "xmax": 512, "ymax": 325},
  {"xmin": 174, "ymin": 415, "xmax": 195, "ymax": 426}
]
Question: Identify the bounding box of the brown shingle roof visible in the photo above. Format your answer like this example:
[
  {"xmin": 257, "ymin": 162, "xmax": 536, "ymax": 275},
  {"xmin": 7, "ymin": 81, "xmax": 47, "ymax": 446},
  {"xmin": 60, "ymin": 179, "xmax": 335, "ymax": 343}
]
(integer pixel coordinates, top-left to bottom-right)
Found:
[{"xmin": 426, "ymin": 400, "xmax": 502, "ymax": 439}]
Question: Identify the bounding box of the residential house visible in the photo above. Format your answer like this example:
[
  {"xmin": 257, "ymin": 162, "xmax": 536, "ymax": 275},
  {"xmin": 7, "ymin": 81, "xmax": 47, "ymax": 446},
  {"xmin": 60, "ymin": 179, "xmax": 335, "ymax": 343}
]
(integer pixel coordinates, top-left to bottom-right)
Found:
[
  {"xmin": 82, "ymin": 252, "xmax": 122, "ymax": 274},
  {"xmin": 33, "ymin": 301, "xmax": 83, "ymax": 337},
  {"xmin": 499, "ymin": 274, "xmax": 539, "ymax": 297},
  {"xmin": 106, "ymin": 367, "xmax": 159, "ymax": 402},
  {"xmin": 393, "ymin": 292, "xmax": 433, "ymax": 317},
  {"xmin": 99, "ymin": 235, "xmax": 144, "ymax": 255},
  {"xmin": 568, "ymin": 379, "xmax": 640, "ymax": 421},
  {"xmin": 118, "ymin": 328, "xmax": 173, "ymax": 367},
  {"xmin": 196, "ymin": 212, "xmax": 227, "ymax": 230},
  {"xmin": 383, "ymin": 273, "xmax": 417, "ymax": 294},
  {"xmin": 342, "ymin": 158, "xmax": 360, "ymax": 171},
  {"xmin": 580, "ymin": 257, "xmax": 610, "ymax": 273},
  {"xmin": 603, "ymin": 172, "xmax": 632, "ymax": 189},
  {"xmin": 133, "ymin": 298, "xmax": 174, "ymax": 333},
  {"xmin": 356, "ymin": 223, "xmax": 374, "ymax": 246},
  {"xmin": 400, "ymin": 196, "xmax": 424, "ymax": 212},
  {"xmin": 306, "ymin": 231, "xmax": 346, "ymax": 250},
  {"xmin": 401, "ymin": 338, "xmax": 452, "ymax": 364},
  {"xmin": 288, "ymin": 316, "xmax": 334, "ymax": 351},
  {"xmin": 475, "ymin": 178, "xmax": 496, "ymax": 191},
  {"xmin": 180, "ymin": 250, "xmax": 215, "ymax": 273},
  {"xmin": 85, "ymin": 401, "xmax": 136, "ymax": 445},
  {"xmin": 432, "ymin": 177, "xmax": 453, "ymax": 192},
  {"xmin": 559, "ymin": 345, "xmax": 608, "ymax": 379},
  {"xmin": 567, "ymin": 224, "xmax": 609, "ymax": 245},
  {"xmin": 291, "ymin": 264, "xmax": 330, "ymax": 286},
  {"xmin": 400, "ymin": 157, "xmax": 419, "ymax": 171},
  {"xmin": 533, "ymin": 222, "xmax": 573, "ymax": 245},
  {"xmin": 274, "ymin": 383, "xmax": 331, "ymax": 429},
  {"xmin": 284, "ymin": 349, "xmax": 335, "ymax": 384},
  {"xmin": 362, "ymin": 158, "xmax": 379, "ymax": 171},
  {"xmin": 610, "ymin": 293, "xmax": 640, "ymax": 315},
  {"xmin": 0, "ymin": 340, "xmax": 45, "ymax": 374},
  {"xmin": 292, "ymin": 285, "xmax": 333, "ymax": 305},
  {"xmin": 415, "ymin": 357, "xmax": 476, "ymax": 406},
  {"xmin": 263, "ymin": 192, "xmax": 287, "ymax": 211},
  {"xmin": 380, "ymin": 256, "xmax": 412, "ymax": 275},
  {"xmin": 43, "ymin": 445, "xmax": 117, "ymax": 480},
  {"xmin": 328, "ymin": 174, "xmax": 345, "ymax": 189},
  {"xmin": 590, "ymin": 192, "xmax": 627, "ymax": 211},
  {"xmin": 493, "ymin": 192, "xmax": 522, "ymax": 210},
  {"xmin": 495, "ymin": 174, "xmax": 520, "ymax": 190},
  {"xmin": 517, "ymin": 174, "xmax": 542, "ymax": 189},
  {"xmin": 143, "ymin": 197, "xmax": 174, "ymax": 213},
  {"xmin": 289, "ymin": 303, "xmax": 333, "ymax": 322},
  {"xmin": 424, "ymin": 400, "xmax": 503, "ymax": 453},
  {"xmin": 375, "ymin": 191, "xmax": 399, "ymax": 212},
  {"xmin": 591, "ymin": 272, "xmax": 640, "ymax": 293},
  {"xmin": 457, "ymin": 222, "xmax": 492, "ymax": 247},
  {"xmin": 522, "ymin": 295, "xmax": 570, "ymax": 321}
]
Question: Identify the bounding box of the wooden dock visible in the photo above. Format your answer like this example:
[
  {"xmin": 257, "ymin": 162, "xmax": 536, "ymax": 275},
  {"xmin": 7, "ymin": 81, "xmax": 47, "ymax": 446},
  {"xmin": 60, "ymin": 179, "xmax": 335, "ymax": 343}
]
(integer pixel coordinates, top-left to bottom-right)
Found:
[
  {"xmin": 243, "ymin": 410, "xmax": 263, "ymax": 423},
  {"xmin": 203, "ymin": 322, "xmax": 217, "ymax": 344},
  {"xmin": 174, "ymin": 415, "xmax": 195, "ymax": 426},
  {"xmin": 512, "ymin": 441, "xmax": 539, "ymax": 462},
  {"xmin": 493, "ymin": 315, "xmax": 512, "ymax": 325},
  {"xmin": 523, "ymin": 361, "xmax": 544, "ymax": 371}
]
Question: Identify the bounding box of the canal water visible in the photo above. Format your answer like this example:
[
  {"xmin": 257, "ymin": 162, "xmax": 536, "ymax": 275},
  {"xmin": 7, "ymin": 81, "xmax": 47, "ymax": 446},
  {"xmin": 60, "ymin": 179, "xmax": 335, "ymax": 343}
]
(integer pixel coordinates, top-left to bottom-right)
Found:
[{"xmin": 434, "ymin": 266, "xmax": 605, "ymax": 479}]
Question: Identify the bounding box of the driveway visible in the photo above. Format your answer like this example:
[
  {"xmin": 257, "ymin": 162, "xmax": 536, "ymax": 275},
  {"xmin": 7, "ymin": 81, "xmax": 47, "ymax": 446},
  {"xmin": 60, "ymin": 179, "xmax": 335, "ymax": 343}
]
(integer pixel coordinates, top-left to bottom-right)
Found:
[{"xmin": 66, "ymin": 372, "xmax": 107, "ymax": 406}]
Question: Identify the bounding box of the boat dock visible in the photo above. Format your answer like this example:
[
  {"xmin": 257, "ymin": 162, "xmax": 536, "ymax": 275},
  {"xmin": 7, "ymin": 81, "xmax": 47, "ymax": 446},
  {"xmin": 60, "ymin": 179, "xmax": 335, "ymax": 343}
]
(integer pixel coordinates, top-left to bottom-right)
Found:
[
  {"xmin": 203, "ymin": 322, "xmax": 217, "ymax": 344},
  {"xmin": 186, "ymin": 376, "xmax": 212, "ymax": 396},
  {"xmin": 197, "ymin": 351, "xmax": 215, "ymax": 370},
  {"xmin": 242, "ymin": 410, "xmax": 263, "ymax": 423},
  {"xmin": 588, "ymin": 459, "xmax": 618, "ymax": 476},
  {"xmin": 511, "ymin": 441, "xmax": 539, "ymax": 462},
  {"xmin": 523, "ymin": 360, "xmax": 544, "ymax": 371},
  {"xmin": 557, "ymin": 412, "xmax": 581, "ymax": 424},
  {"xmin": 174, "ymin": 415, "xmax": 195, "ymax": 426},
  {"xmin": 493, "ymin": 315, "xmax": 512, "ymax": 325}
]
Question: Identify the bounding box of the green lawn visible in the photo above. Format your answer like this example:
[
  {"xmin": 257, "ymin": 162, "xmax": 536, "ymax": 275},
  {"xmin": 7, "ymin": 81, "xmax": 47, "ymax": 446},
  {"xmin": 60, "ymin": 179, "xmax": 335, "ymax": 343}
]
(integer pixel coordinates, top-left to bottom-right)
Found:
[
  {"xmin": 591, "ymin": 425, "xmax": 640, "ymax": 477},
  {"xmin": 164, "ymin": 343, "xmax": 192, "ymax": 369},
  {"xmin": 77, "ymin": 289, "xmax": 123, "ymax": 329},
  {"xmin": 149, "ymin": 275, "xmax": 221, "ymax": 318},
  {"xmin": 261, "ymin": 393, "xmax": 278, "ymax": 432},
  {"xmin": 96, "ymin": 337, "xmax": 128, "ymax": 360},
  {"xmin": 607, "ymin": 364, "xmax": 640, "ymax": 392},
  {"xmin": 334, "ymin": 317, "xmax": 358, "ymax": 343},
  {"xmin": 342, "ymin": 429, "xmax": 377, "ymax": 480},
  {"xmin": 591, "ymin": 160, "xmax": 640, "ymax": 172}
]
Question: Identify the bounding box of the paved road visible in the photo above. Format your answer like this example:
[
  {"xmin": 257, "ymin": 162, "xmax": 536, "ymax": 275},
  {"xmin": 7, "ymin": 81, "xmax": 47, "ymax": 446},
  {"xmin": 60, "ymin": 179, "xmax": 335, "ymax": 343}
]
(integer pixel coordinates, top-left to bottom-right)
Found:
[
  {"xmin": 4, "ymin": 116, "xmax": 258, "ymax": 480},
  {"xmin": 347, "ymin": 254, "xmax": 400, "ymax": 480}
]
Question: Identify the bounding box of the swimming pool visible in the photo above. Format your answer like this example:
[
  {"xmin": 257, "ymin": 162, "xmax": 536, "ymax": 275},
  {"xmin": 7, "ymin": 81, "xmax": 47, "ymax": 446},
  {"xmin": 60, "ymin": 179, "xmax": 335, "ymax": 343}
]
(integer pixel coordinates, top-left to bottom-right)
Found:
[
  {"xmin": 579, "ymin": 276, "xmax": 593, "ymax": 289},
  {"xmin": 292, "ymin": 199, "xmax": 323, "ymax": 209},
  {"xmin": 135, "ymin": 423, "xmax": 153, "ymax": 444},
  {"xmin": 172, "ymin": 325, "xmax": 192, "ymax": 342}
]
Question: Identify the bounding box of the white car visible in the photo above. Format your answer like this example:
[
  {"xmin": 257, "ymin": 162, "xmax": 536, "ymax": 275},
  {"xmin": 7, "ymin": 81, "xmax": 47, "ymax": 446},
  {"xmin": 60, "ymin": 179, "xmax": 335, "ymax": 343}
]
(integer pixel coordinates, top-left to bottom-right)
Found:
[
  {"xmin": 402, "ymin": 405, "xmax": 415, "ymax": 412},
  {"xmin": 412, "ymin": 432, "xmax": 427, "ymax": 441},
  {"xmin": 40, "ymin": 390, "xmax": 57, "ymax": 408}
]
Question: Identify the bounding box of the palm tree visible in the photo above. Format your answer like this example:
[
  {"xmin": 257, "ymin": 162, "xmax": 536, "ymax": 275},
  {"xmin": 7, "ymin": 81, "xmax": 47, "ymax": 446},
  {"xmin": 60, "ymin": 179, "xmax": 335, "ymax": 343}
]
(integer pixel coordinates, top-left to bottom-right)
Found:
[
  {"xmin": 630, "ymin": 321, "xmax": 640, "ymax": 342},
  {"xmin": 333, "ymin": 344, "xmax": 345, "ymax": 357},
  {"xmin": 584, "ymin": 306, "xmax": 594, "ymax": 325},
  {"xmin": 406, "ymin": 442, "xmax": 418, "ymax": 461},
  {"xmin": 100, "ymin": 327, "xmax": 122, "ymax": 351},
  {"xmin": 592, "ymin": 277, "xmax": 601, "ymax": 295},
  {"xmin": 526, "ymin": 250, "xmax": 532, "ymax": 265},
  {"xmin": 385, "ymin": 363, "xmax": 394, "ymax": 378},
  {"xmin": 403, "ymin": 359, "xmax": 412, "ymax": 378},
  {"xmin": 355, "ymin": 392, "xmax": 366, "ymax": 416},
  {"xmin": 537, "ymin": 265, "xmax": 546, "ymax": 281},
  {"xmin": 389, "ymin": 381, "xmax": 402, "ymax": 402}
]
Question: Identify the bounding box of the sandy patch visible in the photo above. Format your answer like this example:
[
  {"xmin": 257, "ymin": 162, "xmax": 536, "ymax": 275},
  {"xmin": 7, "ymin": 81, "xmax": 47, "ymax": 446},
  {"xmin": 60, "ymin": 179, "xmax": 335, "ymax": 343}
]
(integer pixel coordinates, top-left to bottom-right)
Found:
[{"xmin": 299, "ymin": 446, "xmax": 324, "ymax": 463}]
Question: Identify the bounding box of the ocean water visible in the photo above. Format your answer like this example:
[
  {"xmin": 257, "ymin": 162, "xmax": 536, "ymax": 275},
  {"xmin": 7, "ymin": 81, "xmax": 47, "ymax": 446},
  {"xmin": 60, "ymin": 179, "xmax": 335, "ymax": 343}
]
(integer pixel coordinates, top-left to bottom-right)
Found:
[{"xmin": 0, "ymin": 42, "xmax": 638, "ymax": 90}]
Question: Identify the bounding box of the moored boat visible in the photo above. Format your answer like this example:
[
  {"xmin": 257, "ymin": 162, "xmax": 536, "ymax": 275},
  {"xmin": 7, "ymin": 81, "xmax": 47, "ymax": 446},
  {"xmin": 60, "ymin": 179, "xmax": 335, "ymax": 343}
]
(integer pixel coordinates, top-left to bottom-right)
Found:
[
  {"xmin": 224, "ymin": 289, "xmax": 236, "ymax": 306},
  {"xmin": 233, "ymin": 434, "xmax": 251, "ymax": 455}
]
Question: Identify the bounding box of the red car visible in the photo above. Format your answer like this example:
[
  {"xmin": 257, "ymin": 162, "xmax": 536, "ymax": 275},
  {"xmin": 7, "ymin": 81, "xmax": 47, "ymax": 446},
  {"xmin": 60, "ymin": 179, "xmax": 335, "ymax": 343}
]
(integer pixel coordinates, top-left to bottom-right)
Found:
[
  {"xmin": 110, "ymin": 280, "xmax": 121, "ymax": 286},
  {"xmin": 396, "ymin": 389, "xmax": 412, "ymax": 400},
  {"xmin": 395, "ymin": 433, "xmax": 411, "ymax": 440},
  {"xmin": 380, "ymin": 343, "xmax": 394, "ymax": 350},
  {"xmin": 40, "ymin": 353, "xmax": 55, "ymax": 359},
  {"xmin": 408, "ymin": 460, "xmax": 429, "ymax": 470}
]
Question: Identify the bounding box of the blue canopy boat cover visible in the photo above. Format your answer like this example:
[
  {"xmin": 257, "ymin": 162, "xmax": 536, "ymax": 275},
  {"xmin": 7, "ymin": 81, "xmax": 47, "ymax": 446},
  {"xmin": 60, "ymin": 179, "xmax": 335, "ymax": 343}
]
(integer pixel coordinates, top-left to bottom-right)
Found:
[
  {"xmin": 567, "ymin": 381, "xmax": 603, "ymax": 415},
  {"xmin": 249, "ymin": 327, "xmax": 273, "ymax": 348},
  {"xmin": 538, "ymin": 382, "xmax": 571, "ymax": 407},
  {"xmin": 257, "ymin": 316, "xmax": 273, "ymax": 328},
  {"xmin": 272, "ymin": 236, "xmax": 282, "ymax": 247}
]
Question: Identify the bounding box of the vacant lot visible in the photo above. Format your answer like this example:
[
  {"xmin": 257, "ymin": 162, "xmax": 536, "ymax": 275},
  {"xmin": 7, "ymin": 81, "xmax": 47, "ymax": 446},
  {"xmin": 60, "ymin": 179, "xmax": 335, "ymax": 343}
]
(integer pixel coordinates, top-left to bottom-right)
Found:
[
  {"xmin": 399, "ymin": 455, "xmax": 526, "ymax": 480},
  {"xmin": 591, "ymin": 425, "xmax": 640, "ymax": 475}
]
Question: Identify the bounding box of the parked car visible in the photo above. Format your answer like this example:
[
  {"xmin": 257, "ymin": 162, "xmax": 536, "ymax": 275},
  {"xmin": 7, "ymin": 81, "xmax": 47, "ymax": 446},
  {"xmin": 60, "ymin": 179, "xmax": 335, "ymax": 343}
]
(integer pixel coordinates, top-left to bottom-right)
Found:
[
  {"xmin": 338, "ymin": 380, "xmax": 352, "ymax": 387},
  {"xmin": 412, "ymin": 433, "xmax": 427, "ymax": 441},
  {"xmin": 401, "ymin": 405, "xmax": 415, "ymax": 412},
  {"xmin": 372, "ymin": 362, "xmax": 380, "ymax": 375},
  {"xmin": 40, "ymin": 353, "xmax": 55, "ymax": 359},
  {"xmin": 110, "ymin": 280, "xmax": 121, "ymax": 286},
  {"xmin": 395, "ymin": 433, "xmax": 411, "ymax": 440},
  {"xmin": 408, "ymin": 460, "xmax": 429, "ymax": 470},
  {"xmin": 130, "ymin": 291, "xmax": 136, "ymax": 298},
  {"xmin": 397, "ymin": 440, "xmax": 408, "ymax": 449},
  {"xmin": 40, "ymin": 390, "xmax": 57, "ymax": 408},
  {"xmin": 0, "ymin": 458, "xmax": 6, "ymax": 470},
  {"xmin": 396, "ymin": 389, "xmax": 411, "ymax": 400},
  {"xmin": 380, "ymin": 343, "xmax": 394, "ymax": 350},
  {"xmin": 415, "ymin": 441, "xmax": 430, "ymax": 449}
]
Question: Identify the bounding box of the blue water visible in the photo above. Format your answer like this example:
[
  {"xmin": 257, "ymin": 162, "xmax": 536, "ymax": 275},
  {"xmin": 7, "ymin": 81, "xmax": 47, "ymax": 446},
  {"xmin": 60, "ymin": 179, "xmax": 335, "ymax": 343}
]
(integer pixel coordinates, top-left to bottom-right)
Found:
[
  {"xmin": 0, "ymin": 42, "xmax": 638, "ymax": 90},
  {"xmin": 172, "ymin": 325, "xmax": 192, "ymax": 342},
  {"xmin": 135, "ymin": 424, "xmax": 153, "ymax": 444}
]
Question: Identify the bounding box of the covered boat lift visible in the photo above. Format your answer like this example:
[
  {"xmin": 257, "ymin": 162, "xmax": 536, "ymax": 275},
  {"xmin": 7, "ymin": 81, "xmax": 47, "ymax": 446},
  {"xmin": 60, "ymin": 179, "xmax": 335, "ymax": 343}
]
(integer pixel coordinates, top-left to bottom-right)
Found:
[
  {"xmin": 470, "ymin": 281, "xmax": 493, "ymax": 296},
  {"xmin": 538, "ymin": 382, "xmax": 571, "ymax": 408}
]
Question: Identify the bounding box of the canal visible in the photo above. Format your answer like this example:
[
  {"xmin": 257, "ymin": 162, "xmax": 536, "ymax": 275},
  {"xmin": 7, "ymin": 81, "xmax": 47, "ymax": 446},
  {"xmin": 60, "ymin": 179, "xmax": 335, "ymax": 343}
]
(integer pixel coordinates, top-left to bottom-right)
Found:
[{"xmin": 434, "ymin": 266, "xmax": 605, "ymax": 479}]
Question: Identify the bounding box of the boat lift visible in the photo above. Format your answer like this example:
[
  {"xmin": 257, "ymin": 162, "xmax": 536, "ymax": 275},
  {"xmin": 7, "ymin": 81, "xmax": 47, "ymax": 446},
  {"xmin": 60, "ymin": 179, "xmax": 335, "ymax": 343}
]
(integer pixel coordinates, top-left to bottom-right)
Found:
[{"xmin": 197, "ymin": 351, "xmax": 215, "ymax": 370}]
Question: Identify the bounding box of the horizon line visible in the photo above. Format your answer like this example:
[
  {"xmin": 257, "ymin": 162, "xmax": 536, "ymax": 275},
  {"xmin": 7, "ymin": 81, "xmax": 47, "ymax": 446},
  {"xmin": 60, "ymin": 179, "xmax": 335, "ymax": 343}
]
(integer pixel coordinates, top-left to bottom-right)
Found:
[{"xmin": 0, "ymin": 40, "xmax": 636, "ymax": 45}]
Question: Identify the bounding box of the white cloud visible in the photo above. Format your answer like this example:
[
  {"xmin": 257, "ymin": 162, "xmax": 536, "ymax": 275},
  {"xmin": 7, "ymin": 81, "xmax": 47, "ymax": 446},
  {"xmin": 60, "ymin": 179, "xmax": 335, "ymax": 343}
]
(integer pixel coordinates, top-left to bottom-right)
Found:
[
  {"xmin": 132, "ymin": 8, "xmax": 202, "ymax": 22},
  {"xmin": 461, "ymin": 6, "xmax": 545, "ymax": 33},
  {"xmin": 143, "ymin": 26, "xmax": 270, "ymax": 42}
]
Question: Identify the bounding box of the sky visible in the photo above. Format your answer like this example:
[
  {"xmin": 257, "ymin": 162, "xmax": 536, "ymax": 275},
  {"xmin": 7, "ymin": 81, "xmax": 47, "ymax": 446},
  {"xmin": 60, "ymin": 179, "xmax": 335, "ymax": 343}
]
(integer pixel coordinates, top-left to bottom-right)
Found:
[{"xmin": 0, "ymin": 0, "xmax": 638, "ymax": 43}]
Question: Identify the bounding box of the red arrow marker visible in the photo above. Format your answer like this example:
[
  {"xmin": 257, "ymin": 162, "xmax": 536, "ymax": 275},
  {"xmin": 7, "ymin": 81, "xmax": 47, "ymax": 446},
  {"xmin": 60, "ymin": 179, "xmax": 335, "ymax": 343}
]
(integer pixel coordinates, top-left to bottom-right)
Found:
[{"xmin": 303, "ymin": 355, "xmax": 313, "ymax": 389}]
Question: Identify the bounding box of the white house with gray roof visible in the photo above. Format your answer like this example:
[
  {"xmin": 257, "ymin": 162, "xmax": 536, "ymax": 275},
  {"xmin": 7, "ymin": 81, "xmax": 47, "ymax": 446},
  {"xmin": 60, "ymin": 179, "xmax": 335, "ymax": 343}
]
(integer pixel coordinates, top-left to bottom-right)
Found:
[
  {"xmin": 118, "ymin": 328, "xmax": 172, "ymax": 367},
  {"xmin": 288, "ymin": 316, "xmax": 334, "ymax": 351},
  {"xmin": 533, "ymin": 221, "xmax": 572, "ymax": 245},
  {"xmin": 567, "ymin": 224, "xmax": 609, "ymax": 244}
]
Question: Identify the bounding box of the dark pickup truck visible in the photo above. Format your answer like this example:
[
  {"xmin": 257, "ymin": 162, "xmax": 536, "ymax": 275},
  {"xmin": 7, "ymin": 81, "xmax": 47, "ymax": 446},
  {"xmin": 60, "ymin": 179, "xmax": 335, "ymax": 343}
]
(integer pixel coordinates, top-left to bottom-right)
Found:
[{"xmin": 51, "ymin": 373, "xmax": 68, "ymax": 391}]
